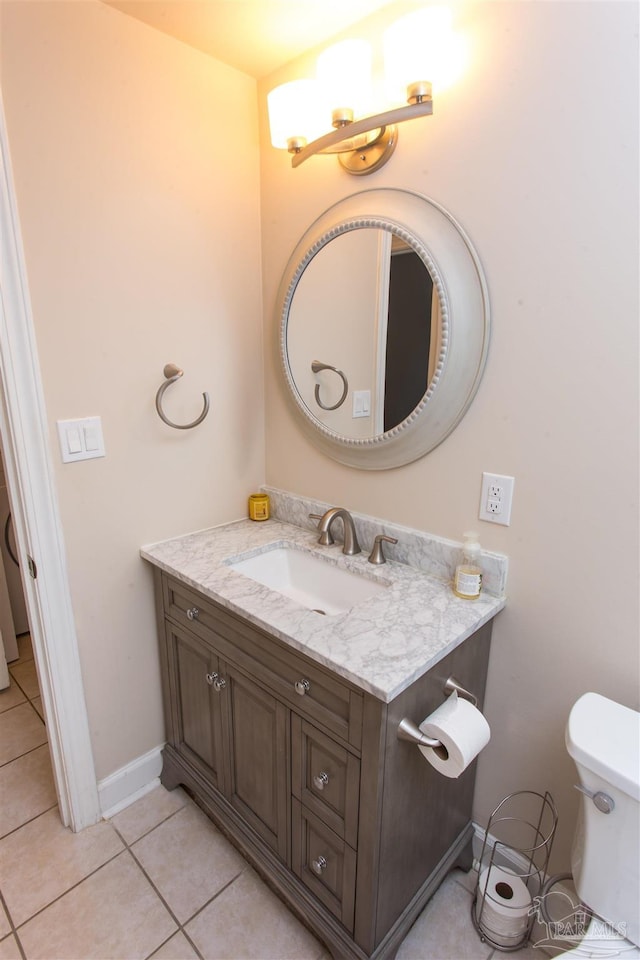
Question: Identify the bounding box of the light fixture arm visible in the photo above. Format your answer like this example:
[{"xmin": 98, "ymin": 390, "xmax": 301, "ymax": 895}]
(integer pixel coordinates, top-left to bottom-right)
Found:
[{"xmin": 291, "ymin": 97, "xmax": 433, "ymax": 171}]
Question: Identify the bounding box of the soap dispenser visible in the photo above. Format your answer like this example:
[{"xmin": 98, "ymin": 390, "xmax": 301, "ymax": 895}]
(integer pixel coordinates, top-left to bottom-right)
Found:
[{"xmin": 453, "ymin": 532, "xmax": 483, "ymax": 600}]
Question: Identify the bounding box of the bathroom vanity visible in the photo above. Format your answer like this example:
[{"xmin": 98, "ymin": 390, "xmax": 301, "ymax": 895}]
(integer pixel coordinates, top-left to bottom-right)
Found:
[{"xmin": 142, "ymin": 507, "xmax": 505, "ymax": 960}]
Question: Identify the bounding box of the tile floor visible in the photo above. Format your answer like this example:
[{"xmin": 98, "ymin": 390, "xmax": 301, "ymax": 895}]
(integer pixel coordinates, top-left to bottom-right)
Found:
[{"xmin": 0, "ymin": 636, "xmax": 545, "ymax": 960}]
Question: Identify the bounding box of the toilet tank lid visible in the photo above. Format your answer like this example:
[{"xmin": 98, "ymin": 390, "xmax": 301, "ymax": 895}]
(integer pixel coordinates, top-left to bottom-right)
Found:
[{"xmin": 566, "ymin": 693, "xmax": 640, "ymax": 801}]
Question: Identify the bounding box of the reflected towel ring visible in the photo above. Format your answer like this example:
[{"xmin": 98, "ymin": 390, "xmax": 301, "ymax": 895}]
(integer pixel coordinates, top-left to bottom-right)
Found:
[
  {"xmin": 311, "ymin": 360, "xmax": 348, "ymax": 411},
  {"xmin": 155, "ymin": 363, "xmax": 210, "ymax": 430}
]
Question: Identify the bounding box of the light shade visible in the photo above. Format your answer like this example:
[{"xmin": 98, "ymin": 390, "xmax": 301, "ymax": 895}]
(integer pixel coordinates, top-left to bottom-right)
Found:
[
  {"xmin": 384, "ymin": 6, "xmax": 458, "ymax": 102},
  {"xmin": 267, "ymin": 79, "xmax": 324, "ymax": 149},
  {"xmin": 316, "ymin": 39, "xmax": 373, "ymax": 123}
]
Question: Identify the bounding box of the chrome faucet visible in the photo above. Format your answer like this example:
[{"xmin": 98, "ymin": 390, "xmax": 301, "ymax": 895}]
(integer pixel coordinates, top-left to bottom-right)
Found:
[{"xmin": 311, "ymin": 507, "xmax": 361, "ymax": 556}]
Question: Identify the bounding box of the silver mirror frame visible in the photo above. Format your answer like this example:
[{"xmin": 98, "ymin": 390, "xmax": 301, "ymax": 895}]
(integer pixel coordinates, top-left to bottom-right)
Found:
[{"xmin": 277, "ymin": 188, "xmax": 490, "ymax": 470}]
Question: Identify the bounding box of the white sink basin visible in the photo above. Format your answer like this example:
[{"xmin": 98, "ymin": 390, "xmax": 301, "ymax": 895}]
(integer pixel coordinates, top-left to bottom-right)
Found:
[{"xmin": 228, "ymin": 546, "xmax": 388, "ymax": 616}]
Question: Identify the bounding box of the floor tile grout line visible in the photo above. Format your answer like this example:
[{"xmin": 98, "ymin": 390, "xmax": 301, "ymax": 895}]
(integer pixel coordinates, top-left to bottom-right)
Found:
[
  {"xmin": 0, "ymin": 890, "xmax": 27, "ymax": 960},
  {"xmin": 9, "ymin": 844, "xmax": 129, "ymax": 932},
  {"xmin": 125, "ymin": 840, "xmax": 219, "ymax": 960},
  {"xmin": 0, "ymin": 695, "xmax": 42, "ymax": 719},
  {"xmin": 25, "ymin": 698, "xmax": 45, "ymax": 726},
  {"xmin": 110, "ymin": 797, "xmax": 190, "ymax": 848},
  {"xmin": 7, "ymin": 666, "xmax": 38, "ymax": 701},
  {"xmin": 180, "ymin": 865, "xmax": 247, "ymax": 926},
  {"xmin": 123, "ymin": 795, "xmax": 323, "ymax": 960},
  {"xmin": 142, "ymin": 926, "xmax": 204, "ymax": 960},
  {"xmin": 0, "ymin": 700, "xmax": 27, "ymax": 717},
  {"xmin": 111, "ymin": 792, "xmax": 224, "ymax": 960},
  {"xmin": 0, "ymin": 734, "xmax": 49, "ymax": 770},
  {"xmin": 146, "ymin": 922, "xmax": 206, "ymax": 960},
  {"xmin": 0, "ymin": 801, "xmax": 58, "ymax": 842},
  {"xmin": 175, "ymin": 867, "xmax": 250, "ymax": 960}
]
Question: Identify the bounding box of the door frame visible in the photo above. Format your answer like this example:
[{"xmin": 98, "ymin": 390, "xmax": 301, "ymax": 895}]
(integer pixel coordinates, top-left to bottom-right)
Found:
[{"xmin": 0, "ymin": 91, "xmax": 100, "ymax": 830}]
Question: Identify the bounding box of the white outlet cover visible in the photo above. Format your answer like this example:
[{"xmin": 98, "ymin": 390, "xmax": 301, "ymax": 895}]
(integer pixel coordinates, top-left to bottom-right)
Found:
[{"xmin": 479, "ymin": 472, "xmax": 515, "ymax": 525}]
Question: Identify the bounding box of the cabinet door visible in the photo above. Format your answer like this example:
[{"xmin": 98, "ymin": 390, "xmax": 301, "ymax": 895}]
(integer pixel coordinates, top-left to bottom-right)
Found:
[
  {"xmin": 166, "ymin": 622, "xmax": 225, "ymax": 791},
  {"xmin": 221, "ymin": 662, "xmax": 289, "ymax": 862}
]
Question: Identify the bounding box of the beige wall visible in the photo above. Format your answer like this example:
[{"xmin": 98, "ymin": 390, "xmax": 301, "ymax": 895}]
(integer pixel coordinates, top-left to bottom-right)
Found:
[
  {"xmin": 259, "ymin": 1, "xmax": 639, "ymax": 868},
  {"xmin": 1, "ymin": 1, "xmax": 264, "ymax": 779}
]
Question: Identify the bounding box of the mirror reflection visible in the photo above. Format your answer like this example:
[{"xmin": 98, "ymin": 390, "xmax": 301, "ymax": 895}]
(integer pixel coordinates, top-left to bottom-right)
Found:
[{"xmin": 285, "ymin": 227, "xmax": 441, "ymax": 440}]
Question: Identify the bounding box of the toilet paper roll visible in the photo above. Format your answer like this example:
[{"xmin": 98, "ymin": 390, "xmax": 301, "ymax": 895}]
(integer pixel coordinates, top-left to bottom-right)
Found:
[
  {"xmin": 476, "ymin": 865, "xmax": 532, "ymax": 946},
  {"xmin": 418, "ymin": 691, "xmax": 490, "ymax": 778}
]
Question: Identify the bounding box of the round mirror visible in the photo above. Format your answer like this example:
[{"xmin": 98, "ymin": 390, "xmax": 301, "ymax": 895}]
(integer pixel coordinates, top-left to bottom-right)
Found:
[{"xmin": 277, "ymin": 189, "xmax": 490, "ymax": 469}]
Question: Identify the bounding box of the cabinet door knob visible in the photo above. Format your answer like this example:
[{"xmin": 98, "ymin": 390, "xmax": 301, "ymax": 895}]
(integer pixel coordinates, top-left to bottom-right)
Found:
[
  {"xmin": 313, "ymin": 772, "xmax": 329, "ymax": 791},
  {"xmin": 294, "ymin": 678, "xmax": 310, "ymax": 696},
  {"xmin": 186, "ymin": 607, "xmax": 200, "ymax": 621},
  {"xmin": 206, "ymin": 671, "xmax": 218, "ymax": 686},
  {"xmin": 213, "ymin": 676, "xmax": 226, "ymax": 693},
  {"xmin": 311, "ymin": 855, "xmax": 327, "ymax": 876}
]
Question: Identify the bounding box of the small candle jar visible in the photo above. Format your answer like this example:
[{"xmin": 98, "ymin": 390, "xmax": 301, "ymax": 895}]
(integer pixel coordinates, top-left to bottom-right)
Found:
[{"xmin": 248, "ymin": 493, "xmax": 270, "ymax": 521}]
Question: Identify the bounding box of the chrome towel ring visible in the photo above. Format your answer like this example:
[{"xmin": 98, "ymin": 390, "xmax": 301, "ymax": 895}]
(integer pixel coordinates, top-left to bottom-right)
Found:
[
  {"xmin": 155, "ymin": 363, "xmax": 210, "ymax": 430},
  {"xmin": 311, "ymin": 359, "xmax": 348, "ymax": 411}
]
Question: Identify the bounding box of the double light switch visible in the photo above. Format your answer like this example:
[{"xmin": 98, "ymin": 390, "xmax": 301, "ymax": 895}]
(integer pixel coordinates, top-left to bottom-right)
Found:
[{"xmin": 57, "ymin": 417, "xmax": 105, "ymax": 463}]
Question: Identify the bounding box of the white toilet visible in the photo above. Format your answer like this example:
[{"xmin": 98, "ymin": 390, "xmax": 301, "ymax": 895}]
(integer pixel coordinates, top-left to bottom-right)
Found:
[{"xmin": 562, "ymin": 692, "xmax": 640, "ymax": 957}]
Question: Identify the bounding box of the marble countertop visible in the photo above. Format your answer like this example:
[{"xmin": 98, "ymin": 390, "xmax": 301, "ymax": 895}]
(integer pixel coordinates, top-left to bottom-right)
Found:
[{"xmin": 141, "ymin": 516, "xmax": 505, "ymax": 703}]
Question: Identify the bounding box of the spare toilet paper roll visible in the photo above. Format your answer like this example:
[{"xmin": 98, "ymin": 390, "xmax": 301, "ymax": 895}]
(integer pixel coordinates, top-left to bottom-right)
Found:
[
  {"xmin": 418, "ymin": 691, "xmax": 490, "ymax": 778},
  {"xmin": 476, "ymin": 865, "xmax": 532, "ymax": 946}
]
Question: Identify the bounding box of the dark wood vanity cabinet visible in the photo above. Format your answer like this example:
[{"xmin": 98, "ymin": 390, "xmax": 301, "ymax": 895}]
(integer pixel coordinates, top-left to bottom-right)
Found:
[{"xmin": 152, "ymin": 568, "xmax": 493, "ymax": 960}]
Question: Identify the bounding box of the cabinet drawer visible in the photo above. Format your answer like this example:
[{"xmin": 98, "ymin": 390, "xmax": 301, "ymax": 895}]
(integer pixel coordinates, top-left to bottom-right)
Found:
[
  {"xmin": 292, "ymin": 798, "xmax": 356, "ymax": 932},
  {"xmin": 163, "ymin": 575, "xmax": 363, "ymax": 749},
  {"xmin": 164, "ymin": 577, "xmax": 224, "ymax": 638},
  {"xmin": 292, "ymin": 716, "xmax": 359, "ymax": 847}
]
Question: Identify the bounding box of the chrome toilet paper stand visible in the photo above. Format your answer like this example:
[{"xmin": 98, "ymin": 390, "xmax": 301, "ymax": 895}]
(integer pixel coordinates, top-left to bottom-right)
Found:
[{"xmin": 397, "ymin": 676, "xmax": 478, "ymax": 749}]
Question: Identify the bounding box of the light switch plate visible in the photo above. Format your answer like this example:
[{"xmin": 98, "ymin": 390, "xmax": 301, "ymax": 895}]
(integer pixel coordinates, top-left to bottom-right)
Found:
[
  {"xmin": 352, "ymin": 390, "xmax": 371, "ymax": 418},
  {"xmin": 57, "ymin": 417, "xmax": 106, "ymax": 463}
]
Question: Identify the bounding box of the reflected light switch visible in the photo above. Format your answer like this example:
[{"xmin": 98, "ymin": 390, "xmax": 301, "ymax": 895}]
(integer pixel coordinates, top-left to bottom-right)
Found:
[
  {"xmin": 353, "ymin": 390, "xmax": 371, "ymax": 418},
  {"xmin": 57, "ymin": 416, "xmax": 106, "ymax": 463}
]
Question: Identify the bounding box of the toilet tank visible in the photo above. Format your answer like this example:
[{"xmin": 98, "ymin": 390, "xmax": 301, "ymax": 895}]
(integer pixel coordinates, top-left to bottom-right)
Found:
[{"xmin": 566, "ymin": 693, "xmax": 640, "ymax": 947}]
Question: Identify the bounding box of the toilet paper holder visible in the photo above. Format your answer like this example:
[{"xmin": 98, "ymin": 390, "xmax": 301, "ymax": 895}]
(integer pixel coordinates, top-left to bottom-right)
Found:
[{"xmin": 397, "ymin": 676, "xmax": 478, "ymax": 748}]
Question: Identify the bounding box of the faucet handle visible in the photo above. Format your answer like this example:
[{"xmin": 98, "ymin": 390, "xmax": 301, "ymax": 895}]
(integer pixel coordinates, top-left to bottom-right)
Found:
[
  {"xmin": 368, "ymin": 534, "xmax": 398, "ymax": 565},
  {"xmin": 309, "ymin": 513, "xmax": 334, "ymax": 545}
]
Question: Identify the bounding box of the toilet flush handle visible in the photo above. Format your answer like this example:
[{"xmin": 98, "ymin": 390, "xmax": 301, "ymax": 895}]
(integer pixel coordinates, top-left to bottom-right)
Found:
[{"xmin": 574, "ymin": 784, "xmax": 615, "ymax": 814}]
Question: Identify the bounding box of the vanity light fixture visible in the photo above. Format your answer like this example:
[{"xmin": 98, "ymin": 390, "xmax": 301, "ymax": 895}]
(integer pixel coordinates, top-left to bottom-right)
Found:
[{"xmin": 267, "ymin": 7, "xmax": 460, "ymax": 175}]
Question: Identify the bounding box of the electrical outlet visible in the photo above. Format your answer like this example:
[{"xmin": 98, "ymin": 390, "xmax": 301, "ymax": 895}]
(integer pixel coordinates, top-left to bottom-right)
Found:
[{"xmin": 479, "ymin": 473, "xmax": 515, "ymax": 525}]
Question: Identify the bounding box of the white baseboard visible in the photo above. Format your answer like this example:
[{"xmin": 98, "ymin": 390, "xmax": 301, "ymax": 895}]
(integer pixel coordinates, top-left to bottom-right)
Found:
[
  {"xmin": 471, "ymin": 821, "xmax": 539, "ymax": 878},
  {"xmin": 98, "ymin": 744, "xmax": 164, "ymax": 819}
]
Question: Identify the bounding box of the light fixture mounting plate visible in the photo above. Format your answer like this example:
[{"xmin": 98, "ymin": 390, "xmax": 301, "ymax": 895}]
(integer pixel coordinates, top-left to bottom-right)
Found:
[{"xmin": 338, "ymin": 126, "xmax": 398, "ymax": 176}]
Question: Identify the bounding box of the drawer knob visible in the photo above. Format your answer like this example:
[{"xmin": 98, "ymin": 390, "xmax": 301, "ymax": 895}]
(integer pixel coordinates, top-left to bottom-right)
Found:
[
  {"xmin": 313, "ymin": 772, "xmax": 329, "ymax": 791},
  {"xmin": 294, "ymin": 678, "xmax": 310, "ymax": 696},
  {"xmin": 186, "ymin": 607, "xmax": 200, "ymax": 621},
  {"xmin": 311, "ymin": 855, "xmax": 327, "ymax": 876}
]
